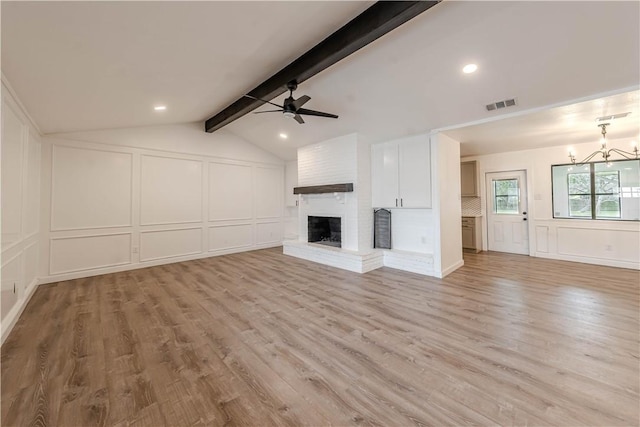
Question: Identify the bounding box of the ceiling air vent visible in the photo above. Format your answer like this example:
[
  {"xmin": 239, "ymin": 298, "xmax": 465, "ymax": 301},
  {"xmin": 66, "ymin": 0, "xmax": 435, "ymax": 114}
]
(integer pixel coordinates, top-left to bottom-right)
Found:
[
  {"xmin": 486, "ymin": 98, "xmax": 517, "ymax": 111},
  {"xmin": 595, "ymin": 112, "xmax": 631, "ymax": 122}
]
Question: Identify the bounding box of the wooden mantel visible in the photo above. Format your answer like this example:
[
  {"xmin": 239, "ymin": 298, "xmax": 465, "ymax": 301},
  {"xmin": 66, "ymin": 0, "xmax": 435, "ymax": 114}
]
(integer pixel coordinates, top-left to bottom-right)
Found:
[{"xmin": 293, "ymin": 183, "xmax": 354, "ymax": 195}]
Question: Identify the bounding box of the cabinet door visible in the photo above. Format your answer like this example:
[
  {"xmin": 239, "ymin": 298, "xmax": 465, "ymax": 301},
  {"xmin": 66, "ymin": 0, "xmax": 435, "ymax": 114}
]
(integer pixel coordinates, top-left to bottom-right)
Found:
[
  {"xmin": 461, "ymin": 161, "xmax": 477, "ymax": 196},
  {"xmin": 371, "ymin": 142, "xmax": 399, "ymax": 208},
  {"xmin": 462, "ymin": 226, "xmax": 474, "ymax": 249},
  {"xmin": 285, "ymin": 160, "xmax": 298, "ymax": 207},
  {"xmin": 398, "ymin": 136, "xmax": 431, "ymax": 208}
]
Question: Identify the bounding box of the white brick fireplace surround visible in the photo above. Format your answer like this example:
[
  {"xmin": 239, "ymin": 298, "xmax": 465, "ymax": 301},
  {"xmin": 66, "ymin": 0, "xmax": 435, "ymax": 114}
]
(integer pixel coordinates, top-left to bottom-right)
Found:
[{"xmin": 283, "ymin": 133, "xmax": 384, "ymax": 273}]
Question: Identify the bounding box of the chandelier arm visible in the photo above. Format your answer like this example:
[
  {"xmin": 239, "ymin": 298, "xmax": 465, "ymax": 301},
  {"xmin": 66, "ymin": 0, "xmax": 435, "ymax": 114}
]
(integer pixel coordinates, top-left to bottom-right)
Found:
[
  {"xmin": 574, "ymin": 150, "xmax": 605, "ymax": 165},
  {"xmin": 607, "ymin": 148, "xmax": 640, "ymax": 160}
]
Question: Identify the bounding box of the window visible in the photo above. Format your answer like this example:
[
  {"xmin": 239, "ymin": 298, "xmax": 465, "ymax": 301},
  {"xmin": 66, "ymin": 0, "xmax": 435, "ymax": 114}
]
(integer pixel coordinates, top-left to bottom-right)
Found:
[
  {"xmin": 567, "ymin": 172, "xmax": 591, "ymax": 217},
  {"xmin": 594, "ymin": 171, "xmax": 620, "ymax": 219},
  {"xmin": 493, "ymin": 178, "xmax": 519, "ymax": 214},
  {"xmin": 552, "ymin": 159, "xmax": 640, "ymax": 221}
]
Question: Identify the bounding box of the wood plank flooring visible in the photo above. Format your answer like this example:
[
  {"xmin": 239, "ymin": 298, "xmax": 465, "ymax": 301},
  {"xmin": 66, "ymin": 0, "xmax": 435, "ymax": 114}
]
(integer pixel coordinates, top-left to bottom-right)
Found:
[{"xmin": 2, "ymin": 248, "xmax": 638, "ymax": 426}]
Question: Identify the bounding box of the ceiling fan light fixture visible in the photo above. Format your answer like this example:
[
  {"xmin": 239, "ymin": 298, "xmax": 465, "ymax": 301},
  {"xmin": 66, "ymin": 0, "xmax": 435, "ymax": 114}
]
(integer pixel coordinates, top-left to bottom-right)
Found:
[{"xmin": 283, "ymin": 111, "xmax": 295, "ymax": 118}]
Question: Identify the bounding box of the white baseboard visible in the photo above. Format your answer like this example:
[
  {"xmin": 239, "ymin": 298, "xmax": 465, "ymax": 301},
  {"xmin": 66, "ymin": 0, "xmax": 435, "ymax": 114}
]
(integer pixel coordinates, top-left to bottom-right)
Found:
[
  {"xmin": 1, "ymin": 277, "xmax": 39, "ymax": 345},
  {"xmin": 434, "ymin": 259, "xmax": 465, "ymax": 278},
  {"xmin": 534, "ymin": 252, "xmax": 639, "ymax": 270}
]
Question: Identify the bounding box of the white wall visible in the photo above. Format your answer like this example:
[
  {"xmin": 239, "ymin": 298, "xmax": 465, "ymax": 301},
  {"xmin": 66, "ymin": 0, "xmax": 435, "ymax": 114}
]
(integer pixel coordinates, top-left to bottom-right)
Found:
[
  {"xmin": 462, "ymin": 138, "xmax": 640, "ymax": 269},
  {"xmin": 431, "ymin": 132, "xmax": 463, "ymax": 277},
  {"xmin": 40, "ymin": 125, "xmax": 285, "ymax": 283},
  {"xmin": 1, "ymin": 79, "xmax": 42, "ymax": 343},
  {"xmin": 283, "ymin": 160, "xmax": 299, "ymax": 240}
]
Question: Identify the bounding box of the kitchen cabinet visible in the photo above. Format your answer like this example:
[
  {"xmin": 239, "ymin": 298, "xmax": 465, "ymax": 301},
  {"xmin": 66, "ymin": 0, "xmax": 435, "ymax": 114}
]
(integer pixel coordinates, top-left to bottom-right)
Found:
[
  {"xmin": 461, "ymin": 161, "xmax": 478, "ymax": 197},
  {"xmin": 285, "ymin": 160, "xmax": 298, "ymax": 207},
  {"xmin": 372, "ymin": 135, "xmax": 431, "ymax": 208},
  {"xmin": 462, "ymin": 216, "xmax": 482, "ymax": 252}
]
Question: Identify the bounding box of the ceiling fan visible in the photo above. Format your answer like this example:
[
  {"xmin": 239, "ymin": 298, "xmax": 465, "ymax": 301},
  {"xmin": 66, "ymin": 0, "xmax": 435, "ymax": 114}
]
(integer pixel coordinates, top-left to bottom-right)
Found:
[{"xmin": 245, "ymin": 81, "xmax": 338, "ymax": 124}]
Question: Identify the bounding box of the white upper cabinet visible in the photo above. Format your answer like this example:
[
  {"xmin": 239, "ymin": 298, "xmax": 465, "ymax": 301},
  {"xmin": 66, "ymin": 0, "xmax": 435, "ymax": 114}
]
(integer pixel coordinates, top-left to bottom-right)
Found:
[
  {"xmin": 460, "ymin": 161, "xmax": 478, "ymax": 197},
  {"xmin": 371, "ymin": 142, "xmax": 399, "ymax": 208},
  {"xmin": 285, "ymin": 160, "xmax": 298, "ymax": 207},
  {"xmin": 398, "ymin": 136, "xmax": 431, "ymax": 208},
  {"xmin": 372, "ymin": 135, "xmax": 431, "ymax": 208}
]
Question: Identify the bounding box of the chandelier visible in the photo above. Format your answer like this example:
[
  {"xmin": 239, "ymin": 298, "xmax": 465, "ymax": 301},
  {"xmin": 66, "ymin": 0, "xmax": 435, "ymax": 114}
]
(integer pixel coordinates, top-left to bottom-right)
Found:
[{"xmin": 568, "ymin": 123, "xmax": 639, "ymax": 165}]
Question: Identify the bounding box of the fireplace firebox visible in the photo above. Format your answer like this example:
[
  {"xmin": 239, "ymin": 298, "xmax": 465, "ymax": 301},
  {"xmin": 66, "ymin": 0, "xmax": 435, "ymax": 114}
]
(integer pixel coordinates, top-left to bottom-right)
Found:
[{"xmin": 307, "ymin": 216, "xmax": 341, "ymax": 248}]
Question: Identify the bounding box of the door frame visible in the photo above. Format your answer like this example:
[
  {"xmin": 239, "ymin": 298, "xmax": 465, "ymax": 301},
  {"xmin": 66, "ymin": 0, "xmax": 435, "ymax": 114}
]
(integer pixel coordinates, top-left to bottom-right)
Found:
[{"xmin": 480, "ymin": 167, "xmax": 535, "ymax": 255}]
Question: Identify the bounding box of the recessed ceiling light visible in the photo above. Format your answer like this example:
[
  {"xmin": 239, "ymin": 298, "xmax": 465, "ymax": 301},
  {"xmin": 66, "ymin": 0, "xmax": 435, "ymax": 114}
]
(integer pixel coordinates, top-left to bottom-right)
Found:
[
  {"xmin": 279, "ymin": 133, "xmax": 288, "ymax": 139},
  {"xmin": 463, "ymin": 64, "xmax": 478, "ymax": 74},
  {"xmin": 154, "ymin": 105, "xmax": 167, "ymax": 111}
]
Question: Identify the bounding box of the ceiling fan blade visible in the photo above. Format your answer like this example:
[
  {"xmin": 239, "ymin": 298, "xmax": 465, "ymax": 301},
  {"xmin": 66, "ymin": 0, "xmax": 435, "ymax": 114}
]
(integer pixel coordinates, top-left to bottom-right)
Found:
[
  {"xmin": 243, "ymin": 94, "xmax": 283, "ymax": 108},
  {"xmin": 296, "ymin": 108, "xmax": 338, "ymax": 119},
  {"xmin": 253, "ymin": 109, "xmax": 282, "ymax": 114},
  {"xmin": 294, "ymin": 114, "xmax": 305, "ymax": 124},
  {"xmin": 291, "ymin": 95, "xmax": 311, "ymax": 110}
]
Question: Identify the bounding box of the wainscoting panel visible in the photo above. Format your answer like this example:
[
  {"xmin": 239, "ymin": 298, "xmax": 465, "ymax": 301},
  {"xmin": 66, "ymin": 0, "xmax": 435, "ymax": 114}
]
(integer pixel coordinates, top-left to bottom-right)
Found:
[
  {"xmin": 50, "ymin": 233, "xmax": 132, "ymax": 274},
  {"xmin": 23, "ymin": 242, "xmax": 39, "ymax": 292},
  {"xmin": 24, "ymin": 132, "xmax": 41, "ymax": 237},
  {"xmin": 140, "ymin": 227, "xmax": 203, "ymax": 262},
  {"xmin": 1, "ymin": 100, "xmax": 24, "ymax": 247},
  {"xmin": 255, "ymin": 166, "xmax": 283, "ymax": 219},
  {"xmin": 51, "ymin": 145, "xmax": 132, "ymax": 230},
  {"xmin": 535, "ymin": 226, "xmax": 549, "ymax": 253},
  {"xmin": 1, "ymin": 79, "xmax": 42, "ymax": 344},
  {"xmin": 557, "ymin": 226, "xmax": 639, "ymax": 263},
  {"xmin": 208, "ymin": 224, "xmax": 253, "ymax": 251},
  {"xmin": 140, "ymin": 155, "xmax": 202, "ymax": 225},
  {"xmin": 209, "ymin": 162, "xmax": 252, "ymax": 221},
  {"xmin": 256, "ymin": 221, "xmax": 283, "ymax": 245},
  {"xmin": 1, "ymin": 253, "xmax": 22, "ymax": 321}
]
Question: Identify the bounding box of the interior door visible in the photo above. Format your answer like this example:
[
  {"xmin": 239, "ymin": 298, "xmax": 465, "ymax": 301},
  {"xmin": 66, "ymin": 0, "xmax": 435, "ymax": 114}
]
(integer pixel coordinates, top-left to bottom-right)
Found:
[{"xmin": 486, "ymin": 170, "xmax": 529, "ymax": 255}]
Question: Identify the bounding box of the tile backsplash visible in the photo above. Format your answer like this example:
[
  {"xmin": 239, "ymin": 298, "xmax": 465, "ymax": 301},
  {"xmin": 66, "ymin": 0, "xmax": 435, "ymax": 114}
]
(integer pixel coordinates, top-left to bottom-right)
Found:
[{"xmin": 461, "ymin": 196, "xmax": 482, "ymax": 216}]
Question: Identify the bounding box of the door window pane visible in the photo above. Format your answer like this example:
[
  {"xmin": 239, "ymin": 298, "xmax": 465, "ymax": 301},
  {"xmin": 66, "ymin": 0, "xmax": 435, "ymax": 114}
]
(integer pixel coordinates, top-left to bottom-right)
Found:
[{"xmin": 493, "ymin": 179, "xmax": 519, "ymax": 214}]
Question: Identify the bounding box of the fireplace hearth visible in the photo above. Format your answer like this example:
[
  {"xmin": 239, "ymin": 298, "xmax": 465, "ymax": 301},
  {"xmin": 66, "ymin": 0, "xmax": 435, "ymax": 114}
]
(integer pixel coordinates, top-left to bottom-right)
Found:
[{"xmin": 308, "ymin": 216, "xmax": 341, "ymax": 248}]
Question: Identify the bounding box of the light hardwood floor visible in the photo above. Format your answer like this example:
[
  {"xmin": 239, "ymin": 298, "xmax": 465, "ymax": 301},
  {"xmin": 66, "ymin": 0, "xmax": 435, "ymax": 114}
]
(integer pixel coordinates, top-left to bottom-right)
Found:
[{"xmin": 2, "ymin": 248, "xmax": 639, "ymax": 426}]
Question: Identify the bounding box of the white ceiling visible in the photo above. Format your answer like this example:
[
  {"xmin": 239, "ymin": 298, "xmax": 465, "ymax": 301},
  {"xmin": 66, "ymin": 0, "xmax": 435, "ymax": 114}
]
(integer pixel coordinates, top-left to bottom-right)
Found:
[
  {"xmin": 447, "ymin": 90, "xmax": 640, "ymax": 157},
  {"xmin": 1, "ymin": 1, "xmax": 371, "ymax": 132},
  {"xmin": 2, "ymin": 1, "xmax": 639, "ymax": 160}
]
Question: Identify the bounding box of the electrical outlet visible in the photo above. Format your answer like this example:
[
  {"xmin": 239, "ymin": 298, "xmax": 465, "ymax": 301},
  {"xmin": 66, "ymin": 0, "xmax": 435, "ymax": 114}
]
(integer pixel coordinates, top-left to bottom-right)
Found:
[
  {"xmin": 132, "ymin": 247, "xmax": 138, "ymax": 254},
  {"xmin": 421, "ymin": 236, "xmax": 427, "ymax": 244},
  {"xmin": 605, "ymin": 245, "xmax": 613, "ymax": 251}
]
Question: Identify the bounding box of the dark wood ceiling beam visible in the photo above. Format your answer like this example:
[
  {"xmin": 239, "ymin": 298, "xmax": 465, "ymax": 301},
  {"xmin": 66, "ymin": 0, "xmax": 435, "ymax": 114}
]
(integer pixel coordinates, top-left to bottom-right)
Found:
[{"xmin": 205, "ymin": 1, "xmax": 440, "ymax": 133}]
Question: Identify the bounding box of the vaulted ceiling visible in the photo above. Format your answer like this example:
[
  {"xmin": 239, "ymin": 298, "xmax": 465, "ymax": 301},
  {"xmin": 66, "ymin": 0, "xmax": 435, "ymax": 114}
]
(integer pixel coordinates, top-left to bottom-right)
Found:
[{"xmin": 3, "ymin": 1, "xmax": 639, "ymax": 160}]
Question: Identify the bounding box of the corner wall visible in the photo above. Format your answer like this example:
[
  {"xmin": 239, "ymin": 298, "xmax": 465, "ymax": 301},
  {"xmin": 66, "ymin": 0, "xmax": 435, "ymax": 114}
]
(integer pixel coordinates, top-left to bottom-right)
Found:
[
  {"xmin": 1, "ymin": 79, "xmax": 42, "ymax": 343},
  {"xmin": 39, "ymin": 124, "xmax": 285, "ymax": 284},
  {"xmin": 431, "ymin": 132, "xmax": 463, "ymax": 277}
]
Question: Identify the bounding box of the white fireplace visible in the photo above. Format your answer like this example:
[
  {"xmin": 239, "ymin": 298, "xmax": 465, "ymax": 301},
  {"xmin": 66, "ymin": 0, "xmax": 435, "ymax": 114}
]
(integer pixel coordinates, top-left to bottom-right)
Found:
[{"xmin": 283, "ymin": 133, "xmax": 382, "ymax": 273}]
